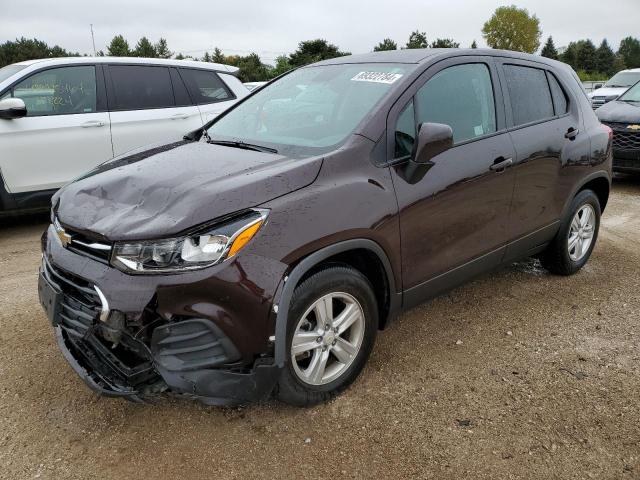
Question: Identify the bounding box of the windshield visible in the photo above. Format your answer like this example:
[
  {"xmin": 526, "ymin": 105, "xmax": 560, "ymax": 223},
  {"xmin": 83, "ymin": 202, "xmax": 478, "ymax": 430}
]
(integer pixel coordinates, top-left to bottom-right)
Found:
[
  {"xmin": 207, "ymin": 63, "xmax": 412, "ymax": 156},
  {"xmin": 605, "ymin": 71, "xmax": 640, "ymax": 88},
  {"xmin": 619, "ymin": 81, "xmax": 640, "ymax": 102},
  {"xmin": 0, "ymin": 64, "xmax": 28, "ymax": 84}
]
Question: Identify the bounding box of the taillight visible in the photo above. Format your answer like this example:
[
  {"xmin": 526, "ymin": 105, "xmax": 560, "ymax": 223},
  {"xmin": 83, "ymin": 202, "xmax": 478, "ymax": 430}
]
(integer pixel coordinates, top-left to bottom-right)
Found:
[{"xmin": 602, "ymin": 124, "xmax": 613, "ymax": 140}]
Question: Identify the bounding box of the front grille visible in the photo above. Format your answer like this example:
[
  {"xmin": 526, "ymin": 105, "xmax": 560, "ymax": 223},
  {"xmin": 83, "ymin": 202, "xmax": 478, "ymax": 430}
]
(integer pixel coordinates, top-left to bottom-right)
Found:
[
  {"xmin": 601, "ymin": 122, "xmax": 640, "ymax": 152},
  {"xmin": 591, "ymin": 97, "xmax": 607, "ymax": 110},
  {"xmin": 42, "ymin": 258, "xmax": 101, "ymax": 336},
  {"xmin": 65, "ymin": 229, "xmax": 112, "ymax": 264}
]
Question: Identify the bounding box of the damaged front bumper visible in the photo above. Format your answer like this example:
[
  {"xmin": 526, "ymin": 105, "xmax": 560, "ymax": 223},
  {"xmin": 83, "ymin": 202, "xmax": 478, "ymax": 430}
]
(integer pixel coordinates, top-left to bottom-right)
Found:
[{"xmin": 38, "ymin": 232, "xmax": 284, "ymax": 406}]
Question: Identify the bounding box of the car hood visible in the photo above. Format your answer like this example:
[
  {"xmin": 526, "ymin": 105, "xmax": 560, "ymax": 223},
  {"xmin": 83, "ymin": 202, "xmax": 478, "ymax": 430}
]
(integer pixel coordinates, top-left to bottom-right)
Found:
[
  {"xmin": 588, "ymin": 87, "xmax": 627, "ymax": 99},
  {"xmin": 53, "ymin": 141, "xmax": 322, "ymax": 241},
  {"xmin": 596, "ymin": 100, "xmax": 640, "ymax": 124}
]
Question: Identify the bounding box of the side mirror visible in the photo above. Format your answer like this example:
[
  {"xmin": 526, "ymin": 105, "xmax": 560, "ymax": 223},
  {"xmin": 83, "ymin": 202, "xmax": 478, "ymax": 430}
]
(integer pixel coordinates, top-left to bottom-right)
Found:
[
  {"xmin": 402, "ymin": 122, "xmax": 453, "ymax": 184},
  {"xmin": 0, "ymin": 98, "xmax": 27, "ymax": 119}
]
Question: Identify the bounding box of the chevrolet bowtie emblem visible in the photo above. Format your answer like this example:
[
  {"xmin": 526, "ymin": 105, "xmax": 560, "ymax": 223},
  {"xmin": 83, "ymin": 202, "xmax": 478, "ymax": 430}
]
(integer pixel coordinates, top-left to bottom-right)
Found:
[
  {"xmin": 54, "ymin": 219, "xmax": 72, "ymax": 248},
  {"xmin": 627, "ymin": 124, "xmax": 640, "ymax": 131}
]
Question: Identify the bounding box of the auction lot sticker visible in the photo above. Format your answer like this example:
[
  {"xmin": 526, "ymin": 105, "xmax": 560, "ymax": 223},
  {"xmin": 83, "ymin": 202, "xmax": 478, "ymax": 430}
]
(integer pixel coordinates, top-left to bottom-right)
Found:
[{"xmin": 351, "ymin": 72, "xmax": 403, "ymax": 84}]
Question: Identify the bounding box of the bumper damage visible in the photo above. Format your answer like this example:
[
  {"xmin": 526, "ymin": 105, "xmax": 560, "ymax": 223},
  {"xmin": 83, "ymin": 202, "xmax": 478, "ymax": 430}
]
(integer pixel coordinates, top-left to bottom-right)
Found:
[{"xmin": 39, "ymin": 253, "xmax": 282, "ymax": 406}]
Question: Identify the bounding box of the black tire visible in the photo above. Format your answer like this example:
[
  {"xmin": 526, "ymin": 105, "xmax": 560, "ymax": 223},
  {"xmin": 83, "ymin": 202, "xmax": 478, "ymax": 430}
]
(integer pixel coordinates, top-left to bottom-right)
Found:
[
  {"xmin": 275, "ymin": 265, "xmax": 378, "ymax": 407},
  {"xmin": 540, "ymin": 189, "xmax": 601, "ymax": 276}
]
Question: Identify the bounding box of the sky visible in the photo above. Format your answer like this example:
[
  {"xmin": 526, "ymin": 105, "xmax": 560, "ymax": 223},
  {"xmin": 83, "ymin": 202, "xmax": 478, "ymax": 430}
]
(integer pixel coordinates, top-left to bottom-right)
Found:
[{"xmin": 1, "ymin": 0, "xmax": 638, "ymax": 64}]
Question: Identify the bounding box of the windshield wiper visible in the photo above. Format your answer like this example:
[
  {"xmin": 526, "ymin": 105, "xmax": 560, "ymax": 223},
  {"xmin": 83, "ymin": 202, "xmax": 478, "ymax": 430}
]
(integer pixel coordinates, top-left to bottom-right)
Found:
[{"xmin": 207, "ymin": 139, "xmax": 278, "ymax": 154}]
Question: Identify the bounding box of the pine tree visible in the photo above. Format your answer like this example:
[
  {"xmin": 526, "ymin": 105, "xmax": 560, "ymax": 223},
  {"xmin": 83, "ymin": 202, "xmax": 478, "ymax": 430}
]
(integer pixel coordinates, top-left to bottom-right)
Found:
[
  {"xmin": 405, "ymin": 31, "xmax": 428, "ymax": 49},
  {"xmin": 202, "ymin": 52, "xmax": 212, "ymax": 62},
  {"xmin": 133, "ymin": 37, "xmax": 156, "ymax": 58},
  {"xmin": 374, "ymin": 38, "xmax": 397, "ymax": 51},
  {"xmin": 596, "ymin": 39, "xmax": 616, "ymax": 76},
  {"xmin": 618, "ymin": 37, "xmax": 640, "ymax": 69},
  {"xmin": 107, "ymin": 35, "xmax": 131, "ymax": 56},
  {"xmin": 576, "ymin": 39, "xmax": 597, "ymax": 73},
  {"xmin": 540, "ymin": 36, "xmax": 558, "ymax": 60},
  {"xmin": 155, "ymin": 38, "xmax": 172, "ymax": 59},
  {"xmin": 212, "ymin": 47, "xmax": 225, "ymax": 64},
  {"xmin": 430, "ymin": 38, "xmax": 459, "ymax": 48},
  {"xmin": 471, "ymin": 40, "xmax": 478, "ymax": 49}
]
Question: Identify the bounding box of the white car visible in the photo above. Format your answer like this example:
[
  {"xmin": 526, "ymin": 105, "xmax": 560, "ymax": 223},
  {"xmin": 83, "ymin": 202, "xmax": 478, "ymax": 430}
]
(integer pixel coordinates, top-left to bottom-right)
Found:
[
  {"xmin": 0, "ymin": 57, "xmax": 248, "ymax": 214},
  {"xmin": 588, "ymin": 68, "xmax": 640, "ymax": 110},
  {"xmin": 243, "ymin": 81, "xmax": 267, "ymax": 91}
]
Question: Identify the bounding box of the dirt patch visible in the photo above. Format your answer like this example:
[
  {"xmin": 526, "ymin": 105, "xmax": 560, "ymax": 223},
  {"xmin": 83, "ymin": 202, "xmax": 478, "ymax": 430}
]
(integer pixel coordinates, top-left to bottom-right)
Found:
[{"xmin": 1, "ymin": 177, "xmax": 639, "ymax": 479}]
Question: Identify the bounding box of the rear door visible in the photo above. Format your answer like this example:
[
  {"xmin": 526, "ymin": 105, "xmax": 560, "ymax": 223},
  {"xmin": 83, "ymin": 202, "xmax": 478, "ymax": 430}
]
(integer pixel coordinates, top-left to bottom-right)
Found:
[
  {"xmin": 106, "ymin": 64, "xmax": 203, "ymax": 156},
  {"xmin": 496, "ymin": 59, "xmax": 589, "ymax": 259},
  {"xmin": 0, "ymin": 64, "xmax": 112, "ymax": 193},
  {"xmin": 179, "ymin": 68, "xmax": 240, "ymax": 123},
  {"xmin": 386, "ymin": 57, "xmax": 516, "ymax": 306}
]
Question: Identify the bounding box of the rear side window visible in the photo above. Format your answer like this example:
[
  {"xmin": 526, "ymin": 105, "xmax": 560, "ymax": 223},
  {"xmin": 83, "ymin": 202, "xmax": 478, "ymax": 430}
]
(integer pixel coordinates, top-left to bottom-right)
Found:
[
  {"xmin": 6, "ymin": 66, "xmax": 97, "ymax": 116},
  {"xmin": 169, "ymin": 68, "xmax": 192, "ymax": 106},
  {"xmin": 503, "ymin": 65, "xmax": 554, "ymax": 126},
  {"xmin": 415, "ymin": 63, "xmax": 496, "ymax": 144},
  {"xmin": 180, "ymin": 69, "xmax": 233, "ymax": 104},
  {"xmin": 547, "ymin": 72, "xmax": 568, "ymax": 115},
  {"xmin": 110, "ymin": 65, "xmax": 175, "ymax": 110}
]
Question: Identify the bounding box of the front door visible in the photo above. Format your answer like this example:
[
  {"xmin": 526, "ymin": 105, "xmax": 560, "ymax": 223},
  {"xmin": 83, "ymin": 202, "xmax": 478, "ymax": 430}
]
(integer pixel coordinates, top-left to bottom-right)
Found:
[
  {"xmin": 0, "ymin": 65, "xmax": 112, "ymax": 193},
  {"xmin": 386, "ymin": 58, "xmax": 516, "ymax": 307}
]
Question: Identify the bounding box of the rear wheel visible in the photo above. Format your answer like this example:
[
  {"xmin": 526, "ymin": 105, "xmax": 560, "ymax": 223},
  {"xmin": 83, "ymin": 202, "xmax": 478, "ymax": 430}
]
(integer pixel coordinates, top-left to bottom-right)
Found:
[
  {"xmin": 540, "ymin": 189, "xmax": 601, "ymax": 275},
  {"xmin": 276, "ymin": 266, "xmax": 378, "ymax": 406}
]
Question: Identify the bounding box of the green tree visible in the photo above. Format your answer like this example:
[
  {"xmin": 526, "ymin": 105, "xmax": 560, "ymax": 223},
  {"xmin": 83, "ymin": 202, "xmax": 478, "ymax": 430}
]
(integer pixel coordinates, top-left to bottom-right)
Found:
[
  {"xmin": 405, "ymin": 30, "xmax": 428, "ymax": 49},
  {"xmin": 482, "ymin": 5, "xmax": 541, "ymax": 53},
  {"xmin": 212, "ymin": 47, "xmax": 225, "ymax": 63},
  {"xmin": 540, "ymin": 36, "xmax": 558, "ymax": 60},
  {"xmin": 201, "ymin": 52, "xmax": 212, "ymax": 62},
  {"xmin": 576, "ymin": 39, "xmax": 597, "ymax": 73},
  {"xmin": 288, "ymin": 39, "xmax": 349, "ymax": 67},
  {"xmin": 155, "ymin": 38, "xmax": 172, "ymax": 59},
  {"xmin": 471, "ymin": 40, "xmax": 478, "ymax": 49},
  {"xmin": 174, "ymin": 53, "xmax": 186, "ymax": 60},
  {"xmin": 374, "ymin": 38, "xmax": 397, "ymax": 51},
  {"xmin": 430, "ymin": 38, "xmax": 459, "ymax": 48},
  {"xmin": 613, "ymin": 54, "xmax": 627, "ymax": 74},
  {"xmin": 618, "ymin": 36, "xmax": 640, "ymax": 69},
  {"xmin": 269, "ymin": 55, "xmax": 292, "ymax": 78},
  {"xmin": 133, "ymin": 37, "xmax": 156, "ymax": 58},
  {"xmin": 561, "ymin": 41, "xmax": 579, "ymax": 69},
  {"xmin": 596, "ymin": 39, "xmax": 616, "ymax": 76},
  {"xmin": 107, "ymin": 35, "xmax": 131, "ymax": 56},
  {"xmin": 0, "ymin": 37, "xmax": 78, "ymax": 67}
]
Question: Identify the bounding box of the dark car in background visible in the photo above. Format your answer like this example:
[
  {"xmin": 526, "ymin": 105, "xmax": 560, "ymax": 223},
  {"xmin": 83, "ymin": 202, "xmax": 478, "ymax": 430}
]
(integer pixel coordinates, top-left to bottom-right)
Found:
[
  {"xmin": 597, "ymin": 80, "xmax": 640, "ymax": 173},
  {"xmin": 38, "ymin": 49, "xmax": 612, "ymax": 407}
]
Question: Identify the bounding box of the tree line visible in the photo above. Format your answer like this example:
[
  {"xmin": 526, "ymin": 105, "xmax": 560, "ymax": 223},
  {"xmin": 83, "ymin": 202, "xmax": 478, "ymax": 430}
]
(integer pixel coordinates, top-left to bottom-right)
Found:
[{"xmin": 1, "ymin": 6, "xmax": 639, "ymax": 83}]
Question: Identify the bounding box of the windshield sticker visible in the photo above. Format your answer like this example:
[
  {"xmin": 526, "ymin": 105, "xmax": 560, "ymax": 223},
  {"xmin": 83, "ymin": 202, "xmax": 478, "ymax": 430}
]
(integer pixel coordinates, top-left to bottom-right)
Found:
[{"xmin": 351, "ymin": 72, "xmax": 403, "ymax": 84}]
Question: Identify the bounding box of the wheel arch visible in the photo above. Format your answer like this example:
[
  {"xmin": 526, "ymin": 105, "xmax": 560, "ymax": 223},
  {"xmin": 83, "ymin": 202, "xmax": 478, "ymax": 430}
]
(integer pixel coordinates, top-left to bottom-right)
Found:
[
  {"xmin": 272, "ymin": 239, "xmax": 401, "ymax": 367},
  {"xmin": 562, "ymin": 171, "xmax": 611, "ymax": 218}
]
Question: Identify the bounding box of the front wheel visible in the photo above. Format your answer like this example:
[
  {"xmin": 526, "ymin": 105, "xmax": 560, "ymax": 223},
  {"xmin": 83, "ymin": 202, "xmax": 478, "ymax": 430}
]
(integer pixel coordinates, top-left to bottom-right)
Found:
[
  {"xmin": 540, "ymin": 189, "xmax": 601, "ymax": 275},
  {"xmin": 275, "ymin": 266, "xmax": 378, "ymax": 406}
]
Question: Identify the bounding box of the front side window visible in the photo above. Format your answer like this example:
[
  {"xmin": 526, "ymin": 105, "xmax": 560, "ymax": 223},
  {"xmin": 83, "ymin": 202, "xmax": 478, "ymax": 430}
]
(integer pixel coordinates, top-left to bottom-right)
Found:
[
  {"xmin": 415, "ymin": 63, "xmax": 496, "ymax": 144},
  {"xmin": 7, "ymin": 66, "xmax": 96, "ymax": 116},
  {"xmin": 110, "ymin": 65, "xmax": 174, "ymax": 110},
  {"xmin": 504, "ymin": 65, "xmax": 554, "ymax": 126},
  {"xmin": 207, "ymin": 63, "xmax": 411, "ymax": 155},
  {"xmin": 180, "ymin": 69, "xmax": 233, "ymax": 104},
  {"xmin": 394, "ymin": 100, "xmax": 416, "ymax": 158}
]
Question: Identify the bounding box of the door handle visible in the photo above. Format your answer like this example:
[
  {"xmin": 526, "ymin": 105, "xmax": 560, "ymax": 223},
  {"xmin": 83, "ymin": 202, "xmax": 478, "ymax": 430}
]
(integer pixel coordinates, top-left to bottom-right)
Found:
[
  {"xmin": 565, "ymin": 127, "xmax": 579, "ymax": 140},
  {"xmin": 81, "ymin": 120, "xmax": 105, "ymax": 128},
  {"xmin": 490, "ymin": 156, "xmax": 513, "ymax": 172},
  {"xmin": 171, "ymin": 113, "xmax": 189, "ymax": 120}
]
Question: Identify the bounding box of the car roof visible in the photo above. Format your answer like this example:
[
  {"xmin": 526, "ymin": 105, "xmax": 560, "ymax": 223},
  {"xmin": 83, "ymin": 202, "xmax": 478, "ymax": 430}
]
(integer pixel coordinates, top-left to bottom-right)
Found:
[
  {"xmin": 12, "ymin": 56, "xmax": 239, "ymax": 74},
  {"xmin": 312, "ymin": 48, "xmax": 567, "ymax": 68}
]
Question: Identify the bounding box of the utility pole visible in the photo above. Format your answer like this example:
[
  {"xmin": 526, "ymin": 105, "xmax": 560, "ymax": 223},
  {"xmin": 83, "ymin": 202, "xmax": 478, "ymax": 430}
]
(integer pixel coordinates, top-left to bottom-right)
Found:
[{"xmin": 90, "ymin": 24, "xmax": 96, "ymax": 56}]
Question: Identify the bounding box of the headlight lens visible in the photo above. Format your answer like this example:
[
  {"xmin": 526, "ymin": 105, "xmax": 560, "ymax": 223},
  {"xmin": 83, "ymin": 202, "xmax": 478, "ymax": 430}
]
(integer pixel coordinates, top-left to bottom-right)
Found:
[{"xmin": 111, "ymin": 209, "xmax": 268, "ymax": 274}]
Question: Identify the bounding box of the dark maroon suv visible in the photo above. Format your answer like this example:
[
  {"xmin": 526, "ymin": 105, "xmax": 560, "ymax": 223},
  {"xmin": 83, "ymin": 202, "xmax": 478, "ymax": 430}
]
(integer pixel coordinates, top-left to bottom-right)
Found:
[{"xmin": 38, "ymin": 49, "xmax": 612, "ymax": 406}]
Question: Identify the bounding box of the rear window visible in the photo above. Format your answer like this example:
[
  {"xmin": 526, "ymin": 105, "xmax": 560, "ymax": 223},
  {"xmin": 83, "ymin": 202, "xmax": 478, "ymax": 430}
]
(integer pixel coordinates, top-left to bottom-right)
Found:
[
  {"xmin": 110, "ymin": 65, "xmax": 175, "ymax": 110},
  {"xmin": 547, "ymin": 72, "xmax": 568, "ymax": 115},
  {"xmin": 504, "ymin": 65, "xmax": 554, "ymax": 127},
  {"xmin": 179, "ymin": 69, "xmax": 233, "ymax": 104}
]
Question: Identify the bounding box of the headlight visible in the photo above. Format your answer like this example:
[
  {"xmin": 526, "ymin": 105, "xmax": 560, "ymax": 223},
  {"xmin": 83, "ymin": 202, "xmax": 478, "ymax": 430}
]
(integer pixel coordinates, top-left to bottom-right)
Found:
[{"xmin": 111, "ymin": 209, "xmax": 268, "ymax": 274}]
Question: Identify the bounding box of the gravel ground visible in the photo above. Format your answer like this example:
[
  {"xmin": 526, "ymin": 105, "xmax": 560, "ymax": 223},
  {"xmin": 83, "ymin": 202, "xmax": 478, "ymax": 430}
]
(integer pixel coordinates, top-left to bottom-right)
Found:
[{"xmin": 1, "ymin": 176, "xmax": 639, "ymax": 480}]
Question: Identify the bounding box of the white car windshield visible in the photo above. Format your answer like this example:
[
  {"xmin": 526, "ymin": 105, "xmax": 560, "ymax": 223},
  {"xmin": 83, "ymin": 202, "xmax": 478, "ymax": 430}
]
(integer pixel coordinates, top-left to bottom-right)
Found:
[
  {"xmin": 605, "ymin": 71, "xmax": 640, "ymax": 88},
  {"xmin": 207, "ymin": 63, "xmax": 411, "ymax": 155},
  {"xmin": 619, "ymin": 81, "xmax": 640, "ymax": 102}
]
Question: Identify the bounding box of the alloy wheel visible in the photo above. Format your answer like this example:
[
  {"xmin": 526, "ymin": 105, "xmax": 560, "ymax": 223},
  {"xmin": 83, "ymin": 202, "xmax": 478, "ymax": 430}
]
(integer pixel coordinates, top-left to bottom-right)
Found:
[
  {"xmin": 290, "ymin": 292, "xmax": 365, "ymax": 386},
  {"xmin": 567, "ymin": 204, "xmax": 596, "ymax": 262}
]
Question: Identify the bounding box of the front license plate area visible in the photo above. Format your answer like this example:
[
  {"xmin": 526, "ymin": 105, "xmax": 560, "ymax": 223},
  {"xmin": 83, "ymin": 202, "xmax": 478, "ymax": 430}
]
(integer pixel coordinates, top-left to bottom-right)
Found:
[{"xmin": 38, "ymin": 272, "xmax": 61, "ymax": 325}]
